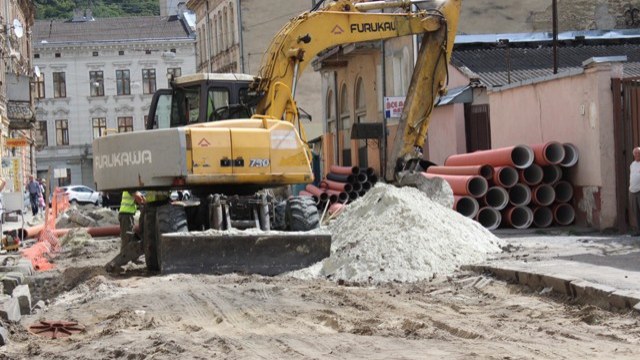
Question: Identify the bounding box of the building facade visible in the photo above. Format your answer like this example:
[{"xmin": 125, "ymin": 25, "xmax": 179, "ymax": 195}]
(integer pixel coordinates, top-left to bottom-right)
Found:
[
  {"xmin": 1, "ymin": 0, "xmax": 36, "ymax": 193},
  {"xmin": 32, "ymin": 13, "xmax": 196, "ymax": 187},
  {"xmin": 186, "ymin": 0, "xmax": 323, "ymax": 138}
]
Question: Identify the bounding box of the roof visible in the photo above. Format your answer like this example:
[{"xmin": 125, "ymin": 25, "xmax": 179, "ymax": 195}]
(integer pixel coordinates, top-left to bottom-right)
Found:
[
  {"xmin": 452, "ymin": 36, "xmax": 640, "ymax": 89},
  {"xmin": 34, "ymin": 16, "xmax": 193, "ymax": 45},
  {"xmin": 175, "ymin": 73, "xmax": 255, "ymax": 85}
]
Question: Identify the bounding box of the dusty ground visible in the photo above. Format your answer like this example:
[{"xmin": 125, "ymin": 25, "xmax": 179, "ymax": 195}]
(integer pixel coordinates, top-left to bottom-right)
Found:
[{"xmin": 1, "ymin": 232, "xmax": 639, "ymax": 359}]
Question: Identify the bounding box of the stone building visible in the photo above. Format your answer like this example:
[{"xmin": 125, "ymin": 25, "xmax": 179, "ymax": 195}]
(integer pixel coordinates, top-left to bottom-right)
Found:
[
  {"xmin": 32, "ymin": 11, "xmax": 196, "ymax": 187},
  {"xmin": 0, "ymin": 0, "xmax": 36, "ymax": 193}
]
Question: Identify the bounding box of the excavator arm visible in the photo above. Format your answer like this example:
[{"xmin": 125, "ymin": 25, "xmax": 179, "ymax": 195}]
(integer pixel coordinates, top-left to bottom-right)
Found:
[{"xmin": 252, "ymin": 0, "xmax": 461, "ymax": 179}]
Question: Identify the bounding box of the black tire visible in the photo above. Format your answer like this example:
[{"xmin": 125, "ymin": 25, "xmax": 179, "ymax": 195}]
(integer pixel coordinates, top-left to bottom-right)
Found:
[
  {"xmin": 285, "ymin": 196, "xmax": 320, "ymax": 231},
  {"xmin": 143, "ymin": 203, "xmax": 188, "ymax": 271}
]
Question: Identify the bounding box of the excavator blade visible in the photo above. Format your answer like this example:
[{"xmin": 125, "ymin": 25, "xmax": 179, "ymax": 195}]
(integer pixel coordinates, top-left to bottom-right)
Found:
[{"xmin": 159, "ymin": 231, "xmax": 331, "ymax": 275}]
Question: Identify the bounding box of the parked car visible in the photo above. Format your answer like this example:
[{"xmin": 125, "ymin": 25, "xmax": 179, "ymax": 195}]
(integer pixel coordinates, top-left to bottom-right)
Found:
[{"xmin": 61, "ymin": 185, "xmax": 102, "ymax": 205}]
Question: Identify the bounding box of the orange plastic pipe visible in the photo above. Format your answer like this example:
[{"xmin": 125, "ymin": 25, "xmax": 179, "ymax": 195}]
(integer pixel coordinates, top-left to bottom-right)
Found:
[
  {"xmin": 329, "ymin": 165, "xmax": 360, "ymax": 175},
  {"xmin": 531, "ymin": 141, "xmax": 565, "ymax": 166},
  {"xmin": 426, "ymin": 164, "xmax": 494, "ymax": 180},
  {"xmin": 421, "ymin": 172, "xmax": 488, "ymax": 198},
  {"xmin": 321, "ymin": 179, "xmax": 353, "ymax": 193},
  {"xmin": 305, "ymin": 184, "xmax": 329, "ymax": 202},
  {"xmin": 445, "ymin": 145, "xmax": 534, "ymax": 169}
]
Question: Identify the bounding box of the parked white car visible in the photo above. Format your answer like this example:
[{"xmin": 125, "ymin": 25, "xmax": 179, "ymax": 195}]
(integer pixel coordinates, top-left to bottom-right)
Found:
[{"xmin": 61, "ymin": 185, "xmax": 102, "ymax": 205}]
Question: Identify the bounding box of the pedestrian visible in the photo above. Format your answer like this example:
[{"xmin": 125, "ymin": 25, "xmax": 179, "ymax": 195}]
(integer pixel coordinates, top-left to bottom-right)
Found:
[
  {"xmin": 26, "ymin": 175, "xmax": 41, "ymax": 216},
  {"xmin": 106, "ymin": 190, "xmax": 145, "ymax": 273},
  {"xmin": 630, "ymin": 147, "xmax": 640, "ymax": 235},
  {"xmin": 38, "ymin": 179, "xmax": 46, "ymax": 212}
]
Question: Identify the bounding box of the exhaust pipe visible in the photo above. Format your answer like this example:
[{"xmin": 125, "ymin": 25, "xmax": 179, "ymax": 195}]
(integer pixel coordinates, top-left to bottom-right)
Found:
[
  {"xmin": 503, "ymin": 206, "xmax": 534, "ymax": 229},
  {"xmin": 493, "ymin": 166, "xmax": 519, "ymax": 188},
  {"xmin": 445, "ymin": 144, "xmax": 534, "ymax": 169},
  {"xmin": 553, "ymin": 203, "xmax": 575, "ymax": 225},
  {"xmin": 421, "ymin": 172, "xmax": 488, "ymax": 198},
  {"xmin": 454, "ymin": 195, "xmax": 479, "ymax": 218},
  {"xmin": 531, "ymin": 184, "xmax": 556, "ymax": 206},
  {"xmin": 484, "ymin": 186, "xmax": 509, "ymax": 210},
  {"xmin": 560, "ymin": 143, "xmax": 579, "ymax": 167},
  {"xmin": 475, "ymin": 207, "xmax": 502, "ymax": 230},
  {"xmin": 531, "ymin": 141, "xmax": 565, "ymax": 166},
  {"xmin": 508, "ymin": 183, "xmax": 531, "ymax": 206},
  {"xmin": 554, "ymin": 181, "xmax": 574, "ymax": 203},
  {"xmin": 426, "ymin": 164, "xmax": 494, "ymax": 181},
  {"xmin": 519, "ymin": 164, "xmax": 543, "ymax": 186},
  {"xmin": 532, "ymin": 206, "xmax": 553, "ymax": 228}
]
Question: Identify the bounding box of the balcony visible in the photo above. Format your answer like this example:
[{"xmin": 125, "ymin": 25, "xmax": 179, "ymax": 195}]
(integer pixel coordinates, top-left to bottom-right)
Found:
[{"xmin": 6, "ymin": 73, "xmax": 35, "ymax": 129}]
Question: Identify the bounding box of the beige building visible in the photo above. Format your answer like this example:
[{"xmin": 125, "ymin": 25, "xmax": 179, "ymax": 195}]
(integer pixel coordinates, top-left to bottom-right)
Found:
[
  {"xmin": 186, "ymin": 0, "xmax": 323, "ymax": 138},
  {"xmin": 0, "ymin": 0, "xmax": 36, "ymax": 192}
]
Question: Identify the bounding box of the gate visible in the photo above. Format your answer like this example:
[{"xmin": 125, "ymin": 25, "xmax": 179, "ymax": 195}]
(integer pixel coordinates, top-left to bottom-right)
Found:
[{"xmin": 613, "ymin": 78, "xmax": 640, "ymax": 232}]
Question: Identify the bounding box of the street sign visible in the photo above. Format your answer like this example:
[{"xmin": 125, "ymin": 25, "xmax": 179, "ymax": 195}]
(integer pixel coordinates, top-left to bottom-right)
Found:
[
  {"xmin": 384, "ymin": 96, "xmax": 406, "ymax": 119},
  {"xmin": 6, "ymin": 138, "xmax": 28, "ymax": 147}
]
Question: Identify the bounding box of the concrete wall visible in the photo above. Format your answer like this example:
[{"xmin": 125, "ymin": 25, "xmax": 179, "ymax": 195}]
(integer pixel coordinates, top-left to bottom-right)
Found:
[
  {"xmin": 487, "ymin": 62, "xmax": 623, "ymax": 229},
  {"xmin": 424, "ymin": 66, "xmax": 471, "ymax": 165}
]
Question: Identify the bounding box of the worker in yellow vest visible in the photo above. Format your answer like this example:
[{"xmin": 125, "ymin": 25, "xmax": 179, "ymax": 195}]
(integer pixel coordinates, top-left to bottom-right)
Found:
[{"xmin": 106, "ymin": 191, "xmax": 145, "ymax": 273}]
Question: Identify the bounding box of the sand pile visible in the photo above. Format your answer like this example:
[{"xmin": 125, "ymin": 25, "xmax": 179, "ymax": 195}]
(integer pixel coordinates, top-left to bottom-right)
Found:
[{"xmin": 290, "ymin": 183, "xmax": 503, "ymax": 283}]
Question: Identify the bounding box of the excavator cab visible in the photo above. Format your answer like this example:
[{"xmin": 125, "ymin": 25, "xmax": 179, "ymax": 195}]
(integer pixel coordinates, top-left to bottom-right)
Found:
[{"xmin": 146, "ymin": 73, "xmax": 255, "ymax": 130}]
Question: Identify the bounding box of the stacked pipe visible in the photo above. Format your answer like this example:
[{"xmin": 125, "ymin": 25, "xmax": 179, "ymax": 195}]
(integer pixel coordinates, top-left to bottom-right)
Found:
[
  {"xmin": 300, "ymin": 165, "xmax": 379, "ymax": 210},
  {"xmin": 433, "ymin": 141, "xmax": 579, "ymax": 230}
]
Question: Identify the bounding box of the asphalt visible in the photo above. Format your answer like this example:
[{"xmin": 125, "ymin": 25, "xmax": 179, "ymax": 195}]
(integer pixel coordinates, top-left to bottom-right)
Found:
[{"xmin": 3, "ymin": 212, "xmax": 640, "ymax": 312}]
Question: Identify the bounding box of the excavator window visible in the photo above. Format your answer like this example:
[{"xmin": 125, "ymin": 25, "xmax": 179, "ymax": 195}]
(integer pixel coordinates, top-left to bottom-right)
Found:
[
  {"xmin": 207, "ymin": 88, "xmax": 230, "ymax": 122},
  {"xmin": 167, "ymin": 85, "xmax": 200, "ymax": 127}
]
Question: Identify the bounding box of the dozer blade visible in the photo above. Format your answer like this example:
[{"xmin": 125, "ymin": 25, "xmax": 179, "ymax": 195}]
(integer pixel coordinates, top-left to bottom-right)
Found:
[{"xmin": 159, "ymin": 231, "xmax": 331, "ymax": 275}]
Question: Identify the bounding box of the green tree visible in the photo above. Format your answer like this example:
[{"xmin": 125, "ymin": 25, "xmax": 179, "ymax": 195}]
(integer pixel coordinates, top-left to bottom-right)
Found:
[{"xmin": 34, "ymin": 0, "xmax": 160, "ymax": 20}]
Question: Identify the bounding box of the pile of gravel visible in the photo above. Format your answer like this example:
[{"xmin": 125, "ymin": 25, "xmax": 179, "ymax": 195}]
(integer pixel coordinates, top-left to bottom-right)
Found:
[{"xmin": 290, "ymin": 183, "xmax": 503, "ymax": 283}]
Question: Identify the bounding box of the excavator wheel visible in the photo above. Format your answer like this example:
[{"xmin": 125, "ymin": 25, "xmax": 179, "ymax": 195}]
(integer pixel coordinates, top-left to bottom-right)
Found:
[
  {"xmin": 285, "ymin": 196, "xmax": 320, "ymax": 231},
  {"xmin": 144, "ymin": 204, "xmax": 188, "ymax": 271}
]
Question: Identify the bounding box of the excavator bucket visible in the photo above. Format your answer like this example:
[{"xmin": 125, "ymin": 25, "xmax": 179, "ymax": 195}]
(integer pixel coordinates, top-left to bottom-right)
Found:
[
  {"xmin": 396, "ymin": 171, "xmax": 455, "ymax": 209},
  {"xmin": 159, "ymin": 231, "xmax": 331, "ymax": 275}
]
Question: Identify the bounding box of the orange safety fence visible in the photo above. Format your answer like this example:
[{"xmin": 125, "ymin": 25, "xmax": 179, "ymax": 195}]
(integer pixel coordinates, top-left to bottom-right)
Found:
[{"xmin": 20, "ymin": 187, "xmax": 70, "ymax": 271}]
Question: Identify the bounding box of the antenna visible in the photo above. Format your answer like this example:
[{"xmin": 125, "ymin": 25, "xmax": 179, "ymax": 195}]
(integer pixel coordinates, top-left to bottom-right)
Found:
[{"xmin": 12, "ymin": 19, "xmax": 24, "ymax": 38}]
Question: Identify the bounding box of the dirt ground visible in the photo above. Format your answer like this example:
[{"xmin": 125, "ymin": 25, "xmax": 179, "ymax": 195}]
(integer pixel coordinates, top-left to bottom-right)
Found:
[{"xmin": 1, "ymin": 234, "xmax": 639, "ymax": 360}]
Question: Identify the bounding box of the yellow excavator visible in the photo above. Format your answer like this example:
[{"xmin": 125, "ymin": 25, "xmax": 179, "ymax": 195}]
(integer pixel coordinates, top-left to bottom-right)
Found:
[{"xmin": 93, "ymin": 0, "xmax": 461, "ymax": 274}]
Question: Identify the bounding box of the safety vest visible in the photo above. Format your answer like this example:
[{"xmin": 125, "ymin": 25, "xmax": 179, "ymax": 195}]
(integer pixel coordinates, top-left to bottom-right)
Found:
[{"xmin": 120, "ymin": 191, "xmax": 137, "ymax": 214}]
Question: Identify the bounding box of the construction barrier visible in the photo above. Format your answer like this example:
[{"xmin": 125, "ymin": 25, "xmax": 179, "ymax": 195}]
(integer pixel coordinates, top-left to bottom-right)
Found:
[{"xmin": 20, "ymin": 187, "xmax": 70, "ymax": 271}]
